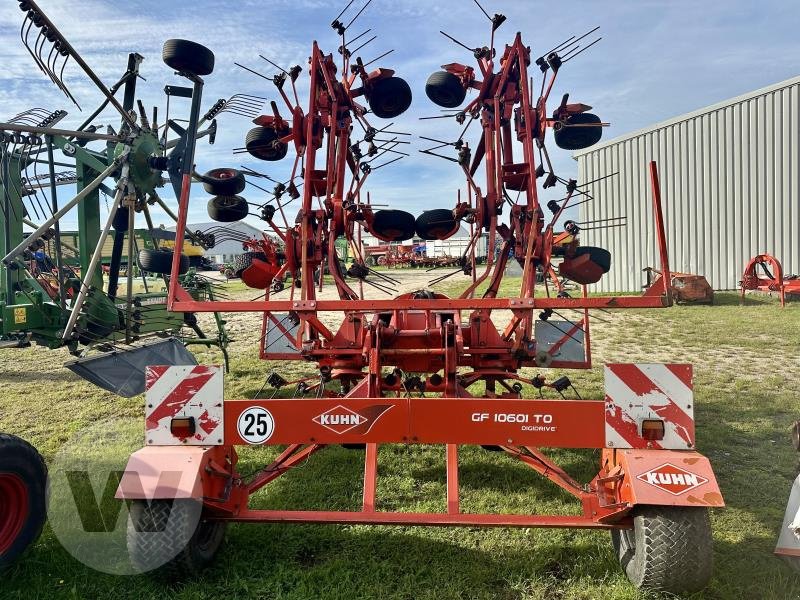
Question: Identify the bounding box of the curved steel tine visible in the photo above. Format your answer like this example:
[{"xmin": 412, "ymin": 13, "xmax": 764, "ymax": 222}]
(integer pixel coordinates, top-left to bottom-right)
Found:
[
  {"xmin": 57, "ymin": 54, "xmax": 81, "ymax": 109},
  {"xmin": 31, "ymin": 27, "xmax": 56, "ymax": 82},
  {"xmin": 21, "ymin": 17, "xmax": 48, "ymax": 77}
]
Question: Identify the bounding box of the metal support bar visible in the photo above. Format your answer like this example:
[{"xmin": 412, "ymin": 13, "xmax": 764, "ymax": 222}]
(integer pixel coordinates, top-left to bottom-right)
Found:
[
  {"xmin": 214, "ymin": 510, "xmax": 625, "ymax": 528},
  {"xmin": 363, "ymin": 443, "xmax": 378, "ymax": 512},
  {"xmin": 246, "ymin": 444, "xmax": 323, "ymax": 494},
  {"xmin": 45, "ymin": 136, "xmax": 66, "ymax": 309},
  {"xmin": 446, "ymin": 444, "xmax": 459, "ymax": 514}
]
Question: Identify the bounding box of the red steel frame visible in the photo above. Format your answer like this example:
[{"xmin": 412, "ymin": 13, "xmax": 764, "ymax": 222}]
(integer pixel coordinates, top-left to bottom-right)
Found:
[{"xmin": 137, "ymin": 22, "xmax": 724, "ymax": 531}]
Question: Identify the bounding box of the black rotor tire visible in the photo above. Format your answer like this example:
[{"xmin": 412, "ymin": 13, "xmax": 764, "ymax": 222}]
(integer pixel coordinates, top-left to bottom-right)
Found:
[
  {"xmin": 245, "ymin": 127, "xmax": 289, "ymax": 162},
  {"xmin": 425, "ymin": 71, "xmax": 467, "ymax": 108},
  {"xmin": 207, "ymin": 196, "xmax": 249, "ymax": 223},
  {"xmin": 112, "ymin": 205, "xmax": 130, "ymax": 231},
  {"xmin": 138, "ymin": 248, "xmax": 189, "ymax": 275},
  {"xmin": 574, "ymin": 246, "xmax": 611, "ymax": 273},
  {"xmin": 0, "ymin": 434, "xmax": 47, "ymax": 569},
  {"xmin": 370, "ymin": 209, "xmax": 416, "ymax": 242},
  {"xmin": 162, "ymin": 39, "xmax": 215, "ymax": 77},
  {"xmin": 415, "ymin": 209, "xmax": 458, "ymax": 241},
  {"xmin": 367, "ymin": 77, "xmax": 413, "ymax": 119},
  {"xmin": 611, "ymin": 506, "xmax": 712, "ymax": 595},
  {"xmin": 553, "ymin": 112, "xmax": 603, "ymax": 150},
  {"xmin": 233, "ymin": 251, "xmax": 267, "ymax": 278},
  {"xmin": 202, "ymin": 168, "xmax": 245, "ymax": 196},
  {"xmin": 127, "ymin": 499, "xmax": 226, "ymax": 578}
]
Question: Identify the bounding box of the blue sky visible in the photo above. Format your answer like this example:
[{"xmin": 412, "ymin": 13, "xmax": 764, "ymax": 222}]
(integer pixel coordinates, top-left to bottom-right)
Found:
[{"xmin": 1, "ymin": 0, "xmax": 799, "ymax": 230}]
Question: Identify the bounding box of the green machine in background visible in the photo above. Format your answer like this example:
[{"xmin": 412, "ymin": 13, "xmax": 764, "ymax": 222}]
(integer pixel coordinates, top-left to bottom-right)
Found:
[{"xmin": 0, "ymin": 38, "xmax": 234, "ymax": 394}]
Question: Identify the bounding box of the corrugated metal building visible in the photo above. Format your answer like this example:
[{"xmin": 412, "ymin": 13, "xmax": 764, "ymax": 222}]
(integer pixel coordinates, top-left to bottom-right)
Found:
[{"xmin": 574, "ymin": 75, "xmax": 800, "ymax": 291}]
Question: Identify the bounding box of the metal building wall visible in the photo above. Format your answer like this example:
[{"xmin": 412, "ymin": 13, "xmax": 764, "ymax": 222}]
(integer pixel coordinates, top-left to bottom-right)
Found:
[{"xmin": 575, "ymin": 76, "xmax": 800, "ymax": 292}]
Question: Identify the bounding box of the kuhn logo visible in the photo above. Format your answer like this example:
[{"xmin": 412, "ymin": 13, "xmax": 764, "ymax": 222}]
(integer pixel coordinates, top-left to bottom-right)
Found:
[
  {"xmin": 636, "ymin": 463, "xmax": 708, "ymax": 495},
  {"xmin": 312, "ymin": 404, "xmax": 393, "ymax": 435},
  {"xmin": 313, "ymin": 405, "xmax": 368, "ymax": 434}
]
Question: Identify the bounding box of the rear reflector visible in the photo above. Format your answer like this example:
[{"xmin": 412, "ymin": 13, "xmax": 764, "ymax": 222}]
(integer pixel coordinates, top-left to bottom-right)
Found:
[
  {"xmin": 170, "ymin": 417, "xmax": 196, "ymax": 439},
  {"xmin": 641, "ymin": 419, "xmax": 665, "ymax": 441}
]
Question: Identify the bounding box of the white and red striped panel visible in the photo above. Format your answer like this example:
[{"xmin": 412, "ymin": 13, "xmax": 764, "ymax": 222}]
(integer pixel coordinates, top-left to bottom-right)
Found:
[
  {"xmin": 145, "ymin": 365, "xmax": 224, "ymax": 446},
  {"xmin": 604, "ymin": 363, "xmax": 695, "ymax": 450}
]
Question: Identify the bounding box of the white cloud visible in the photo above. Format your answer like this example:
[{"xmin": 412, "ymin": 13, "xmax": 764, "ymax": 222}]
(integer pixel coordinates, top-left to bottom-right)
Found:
[{"xmin": 2, "ymin": 0, "xmax": 799, "ymax": 232}]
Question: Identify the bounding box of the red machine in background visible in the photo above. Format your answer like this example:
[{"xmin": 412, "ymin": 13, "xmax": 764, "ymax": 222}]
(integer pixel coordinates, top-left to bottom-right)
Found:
[
  {"xmin": 118, "ymin": 2, "xmax": 722, "ymax": 595},
  {"xmin": 741, "ymin": 253, "xmax": 800, "ymax": 307},
  {"xmin": 644, "ymin": 267, "xmax": 714, "ymax": 305}
]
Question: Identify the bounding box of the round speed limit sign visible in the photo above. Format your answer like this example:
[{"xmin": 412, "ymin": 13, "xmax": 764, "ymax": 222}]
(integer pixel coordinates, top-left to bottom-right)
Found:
[{"xmin": 237, "ymin": 407, "xmax": 275, "ymax": 444}]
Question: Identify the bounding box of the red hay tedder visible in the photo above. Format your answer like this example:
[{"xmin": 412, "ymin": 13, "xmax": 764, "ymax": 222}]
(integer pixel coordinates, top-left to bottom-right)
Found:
[{"xmin": 117, "ymin": 2, "xmax": 723, "ymax": 594}]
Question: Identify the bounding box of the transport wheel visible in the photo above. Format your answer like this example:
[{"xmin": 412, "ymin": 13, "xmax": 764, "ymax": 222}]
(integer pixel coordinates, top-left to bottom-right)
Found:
[
  {"xmin": 611, "ymin": 506, "xmax": 712, "ymax": 594},
  {"xmin": 553, "ymin": 112, "xmax": 603, "ymax": 150},
  {"xmin": 415, "ymin": 209, "xmax": 459, "ymax": 240},
  {"xmin": 207, "ymin": 195, "xmax": 249, "ymax": 222},
  {"xmin": 425, "ymin": 71, "xmax": 466, "ymax": 108},
  {"xmin": 138, "ymin": 249, "xmax": 189, "ymax": 275},
  {"xmin": 0, "ymin": 434, "xmax": 47, "ymax": 569},
  {"xmin": 201, "ymin": 168, "xmax": 246, "ymax": 196},
  {"xmin": 370, "ymin": 210, "xmax": 415, "ymax": 242},
  {"xmin": 162, "ymin": 39, "xmax": 215, "ymax": 77},
  {"xmin": 127, "ymin": 499, "xmax": 226, "ymax": 577},
  {"xmin": 245, "ymin": 127, "xmax": 289, "ymax": 162},
  {"xmin": 367, "ymin": 77, "xmax": 413, "ymax": 119}
]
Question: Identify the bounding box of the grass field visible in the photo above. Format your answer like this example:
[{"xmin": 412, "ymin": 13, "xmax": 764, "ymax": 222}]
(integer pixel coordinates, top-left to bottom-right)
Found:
[{"xmin": 0, "ymin": 279, "xmax": 799, "ymax": 599}]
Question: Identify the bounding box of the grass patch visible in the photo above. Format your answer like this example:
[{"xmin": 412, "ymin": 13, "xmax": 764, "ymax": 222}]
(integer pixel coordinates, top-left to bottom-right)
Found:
[{"xmin": 0, "ymin": 282, "xmax": 799, "ymax": 598}]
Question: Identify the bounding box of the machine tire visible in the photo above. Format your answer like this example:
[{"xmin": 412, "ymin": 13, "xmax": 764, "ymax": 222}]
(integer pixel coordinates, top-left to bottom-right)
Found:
[
  {"xmin": 415, "ymin": 209, "xmax": 459, "ymax": 240},
  {"xmin": 553, "ymin": 112, "xmax": 603, "ymax": 150},
  {"xmin": 207, "ymin": 196, "xmax": 249, "ymax": 223},
  {"xmin": 201, "ymin": 168, "xmax": 245, "ymax": 196},
  {"xmin": 127, "ymin": 499, "xmax": 226, "ymax": 577},
  {"xmin": 233, "ymin": 251, "xmax": 267, "ymax": 277},
  {"xmin": 611, "ymin": 506, "xmax": 712, "ymax": 594},
  {"xmin": 425, "ymin": 71, "xmax": 466, "ymax": 108},
  {"xmin": 245, "ymin": 127, "xmax": 289, "ymax": 162},
  {"xmin": 370, "ymin": 209, "xmax": 416, "ymax": 242},
  {"xmin": 162, "ymin": 39, "xmax": 215, "ymax": 77},
  {"xmin": 0, "ymin": 434, "xmax": 47, "ymax": 569},
  {"xmin": 367, "ymin": 77, "xmax": 413, "ymax": 119},
  {"xmin": 138, "ymin": 249, "xmax": 189, "ymax": 275}
]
